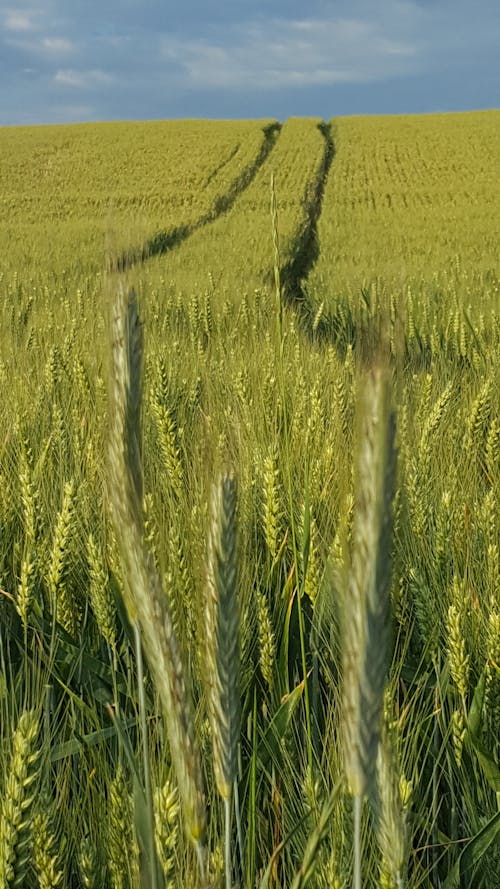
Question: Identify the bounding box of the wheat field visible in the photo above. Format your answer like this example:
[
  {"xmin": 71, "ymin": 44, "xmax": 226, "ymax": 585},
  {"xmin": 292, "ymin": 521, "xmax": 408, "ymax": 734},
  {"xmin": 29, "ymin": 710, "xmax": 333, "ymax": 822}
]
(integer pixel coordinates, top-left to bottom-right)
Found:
[{"xmin": 0, "ymin": 111, "xmax": 499, "ymax": 889}]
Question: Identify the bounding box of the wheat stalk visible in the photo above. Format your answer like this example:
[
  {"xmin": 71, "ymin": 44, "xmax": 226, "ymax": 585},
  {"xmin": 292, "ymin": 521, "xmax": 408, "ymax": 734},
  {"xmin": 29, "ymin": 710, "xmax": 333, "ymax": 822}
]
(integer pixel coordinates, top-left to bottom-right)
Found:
[
  {"xmin": 290, "ymin": 787, "xmax": 341, "ymax": 889},
  {"xmin": 342, "ymin": 366, "xmax": 397, "ymax": 889},
  {"xmin": 343, "ymin": 367, "xmax": 396, "ymax": 798},
  {"xmin": 270, "ymin": 172, "xmax": 283, "ymax": 341},
  {"xmin": 206, "ymin": 471, "xmax": 240, "ymax": 889},
  {"xmin": 373, "ymin": 723, "xmax": 408, "ymax": 889},
  {"xmin": 107, "ymin": 284, "xmax": 206, "ymax": 852}
]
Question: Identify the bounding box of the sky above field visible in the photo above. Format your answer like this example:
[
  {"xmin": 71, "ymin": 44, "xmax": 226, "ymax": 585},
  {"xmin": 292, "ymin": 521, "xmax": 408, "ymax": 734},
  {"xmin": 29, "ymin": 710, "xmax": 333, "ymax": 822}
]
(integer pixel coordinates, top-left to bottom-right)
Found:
[{"xmin": 1, "ymin": 0, "xmax": 499, "ymax": 125}]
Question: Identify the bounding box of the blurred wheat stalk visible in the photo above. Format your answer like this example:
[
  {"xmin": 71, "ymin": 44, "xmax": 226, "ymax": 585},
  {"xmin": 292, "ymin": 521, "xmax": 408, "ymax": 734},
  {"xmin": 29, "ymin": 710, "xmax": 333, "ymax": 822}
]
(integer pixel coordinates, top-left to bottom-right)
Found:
[
  {"xmin": 206, "ymin": 471, "xmax": 240, "ymax": 889},
  {"xmin": 342, "ymin": 365, "xmax": 401, "ymax": 889},
  {"xmin": 107, "ymin": 284, "xmax": 207, "ymax": 866}
]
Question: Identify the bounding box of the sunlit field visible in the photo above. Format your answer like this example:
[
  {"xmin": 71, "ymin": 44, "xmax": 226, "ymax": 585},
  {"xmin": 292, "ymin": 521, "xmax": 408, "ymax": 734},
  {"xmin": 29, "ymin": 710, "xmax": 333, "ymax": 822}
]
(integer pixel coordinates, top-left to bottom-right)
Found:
[{"xmin": 0, "ymin": 111, "xmax": 498, "ymax": 889}]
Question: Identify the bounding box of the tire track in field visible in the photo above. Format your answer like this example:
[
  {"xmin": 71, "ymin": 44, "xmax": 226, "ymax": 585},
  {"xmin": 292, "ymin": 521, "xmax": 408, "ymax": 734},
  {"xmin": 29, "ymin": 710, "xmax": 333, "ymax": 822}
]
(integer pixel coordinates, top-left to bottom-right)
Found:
[
  {"xmin": 280, "ymin": 123, "xmax": 358, "ymax": 354},
  {"xmin": 113, "ymin": 121, "xmax": 281, "ymax": 272},
  {"xmin": 203, "ymin": 142, "xmax": 240, "ymax": 188},
  {"xmin": 280, "ymin": 121, "xmax": 335, "ymax": 334}
]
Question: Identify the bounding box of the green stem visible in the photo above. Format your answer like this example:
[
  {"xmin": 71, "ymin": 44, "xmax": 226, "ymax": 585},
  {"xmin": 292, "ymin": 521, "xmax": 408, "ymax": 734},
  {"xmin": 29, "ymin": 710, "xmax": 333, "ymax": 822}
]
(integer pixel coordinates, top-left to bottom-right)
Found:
[
  {"xmin": 225, "ymin": 795, "xmax": 232, "ymax": 889},
  {"xmin": 195, "ymin": 841, "xmax": 207, "ymax": 887},
  {"xmin": 134, "ymin": 621, "xmax": 158, "ymax": 889},
  {"xmin": 353, "ymin": 794, "xmax": 362, "ymax": 889},
  {"xmin": 233, "ymin": 775, "xmax": 244, "ymax": 883},
  {"xmin": 432, "ymin": 668, "xmax": 440, "ymax": 885}
]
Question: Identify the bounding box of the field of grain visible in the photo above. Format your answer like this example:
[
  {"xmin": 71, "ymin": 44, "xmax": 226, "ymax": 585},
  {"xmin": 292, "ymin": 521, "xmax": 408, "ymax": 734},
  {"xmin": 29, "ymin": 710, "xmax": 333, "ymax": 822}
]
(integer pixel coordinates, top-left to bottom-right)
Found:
[
  {"xmin": 0, "ymin": 112, "xmax": 498, "ymax": 889},
  {"xmin": 311, "ymin": 112, "xmax": 500, "ymax": 290},
  {"xmin": 0, "ymin": 119, "xmax": 274, "ymax": 275}
]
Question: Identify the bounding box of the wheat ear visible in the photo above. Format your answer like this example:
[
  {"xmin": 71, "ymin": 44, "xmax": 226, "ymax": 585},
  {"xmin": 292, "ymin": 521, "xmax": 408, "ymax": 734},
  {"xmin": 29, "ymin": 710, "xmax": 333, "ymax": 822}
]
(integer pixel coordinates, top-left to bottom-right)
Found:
[
  {"xmin": 0, "ymin": 710, "xmax": 40, "ymax": 888},
  {"xmin": 342, "ymin": 367, "xmax": 397, "ymax": 889},
  {"xmin": 206, "ymin": 472, "xmax": 240, "ymax": 889},
  {"xmin": 32, "ymin": 809, "xmax": 64, "ymax": 889},
  {"xmin": 107, "ymin": 285, "xmax": 206, "ymax": 851},
  {"xmin": 87, "ymin": 533, "xmax": 116, "ymax": 649},
  {"xmin": 48, "ymin": 479, "xmax": 79, "ymax": 636},
  {"xmin": 108, "ymin": 765, "xmax": 139, "ymax": 889},
  {"xmin": 373, "ymin": 724, "xmax": 408, "ymax": 889},
  {"xmin": 154, "ymin": 779, "xmax": 179, "ymax": 887},
  {"xmin": 78, "ymin": 834, "xmax": 104, "ymax": 889}
]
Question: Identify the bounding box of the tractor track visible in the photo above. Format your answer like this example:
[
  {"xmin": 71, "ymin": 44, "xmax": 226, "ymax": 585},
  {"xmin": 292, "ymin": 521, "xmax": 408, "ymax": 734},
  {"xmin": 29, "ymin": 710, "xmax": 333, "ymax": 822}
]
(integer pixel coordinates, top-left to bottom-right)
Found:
[
  {"xmin": 279, "ymin": 122, "xmax": 362, "ymax": 356},
  {"xmin": 113, "ymin": 121, "xmax": 281, "ymax": 273},
  {"xmin": 279, "ymin": 121, "xmax": 335, "ymax": 337}
]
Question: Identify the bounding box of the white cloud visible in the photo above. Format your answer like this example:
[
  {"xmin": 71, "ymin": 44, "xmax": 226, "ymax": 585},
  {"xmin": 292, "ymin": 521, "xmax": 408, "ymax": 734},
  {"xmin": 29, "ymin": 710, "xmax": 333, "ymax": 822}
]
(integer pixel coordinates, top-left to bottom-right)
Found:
[
  {"xmin": 54, "ymin": 68, "xmax": 112, "ymax": 88},
  {"xmin": 161, "ymin": 7, "xmax": 423, "ymax": 91},
  {"xmin": 4, "ymin": 27, "xmax": 76, "ymax": 58},
  {"xmin": 42, "ymin": 37, "xmax": 73, "ymax": 53},
  {"xmin": 4, "ymin": 11, "xmax": 35, "ymax": 31}
]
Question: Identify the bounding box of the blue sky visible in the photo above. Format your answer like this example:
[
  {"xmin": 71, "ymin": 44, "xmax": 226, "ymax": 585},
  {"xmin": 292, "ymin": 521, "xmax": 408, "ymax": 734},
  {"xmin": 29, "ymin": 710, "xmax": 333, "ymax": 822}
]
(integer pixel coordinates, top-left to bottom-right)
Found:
[{"xmin": 1, "ymin": 0, "xmax": 498, "ymax": 125}]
